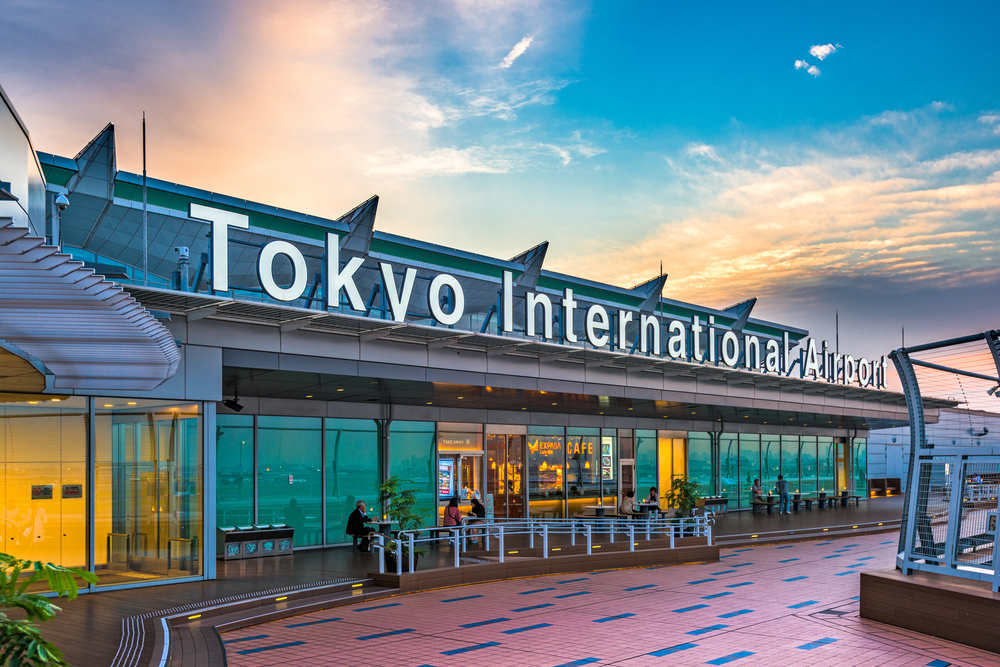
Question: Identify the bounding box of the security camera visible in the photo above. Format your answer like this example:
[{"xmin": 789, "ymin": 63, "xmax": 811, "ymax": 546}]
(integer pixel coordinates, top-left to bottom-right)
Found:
[
  {"xmin": 54, "ymin": 194, "xmax": 69, "ymax": 211},
  {"xmin": 174, "ymin": 246, "xmax": 190, "ymax": 260}
]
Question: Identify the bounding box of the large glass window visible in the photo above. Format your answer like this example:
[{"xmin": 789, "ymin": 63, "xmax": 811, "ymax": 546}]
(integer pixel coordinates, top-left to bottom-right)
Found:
[
  {"xmin": 216, "ymin": 414, "xmax": 254, "ymax": 528},
  {"xmin": 437, "ymin": 423, "xmax": 483, "ymax": 523},
  {"xmin": 817, "ymin": 436, "xmax": 835, "ymax": 495},
  {"xmin": 657, "ymin": 434, "xmax": 686, "ymax": 510},
  {"xmin": 853, "ymin": 439, "xmax": 868, "ymax": 496},
  {"xmin": 388, "ymin": 421, "xmax": 436, "ymax": 526},
  {"xmin": 719, "ymin": 433, "xmax": 739, "ymax": 509},
  {"xmin": 762, "ymin": 434, "xmax": 780, "ymax": 494},
  {"xmin": 326, "ymin": 419, "xmax": 380, "ymax": 544},
  {"xmin": 634, "ymin": 429, "xmax": 657, "ymax": 503},
  {"xmin": 688, "ymin": 432, "xmax": 714, "ymax": 498},
  {"xmin": 600, "ymin": 429, "xmax": 617, "ymax": 507},
  {"xmin": 528, "ymin": 426, "xmax": 565, "ymax": 518},
  {"xmin": 567, "ymin": 427, "xmax": 601, "ymax": 516},
  {"xmin": 257, "ymin": 416, "xmax": 322, "ymax": 546},
  {"xmin": 738, "ymin": 434, "xmax": 760, "ymax": 509},
  {"xmin": 95, "ymin": 399, "xmax": 202, "ymax": 586},
  {"xmin": 799, "ymin": 436, "xmax": 817, "ymax": 496},
  {"xmin": 0, "ymin": 398, "xmax": 88, "ymax": 577},
  {"xmin": 780, "ymin": 435, "xmax": 799, "ymax": 494}
]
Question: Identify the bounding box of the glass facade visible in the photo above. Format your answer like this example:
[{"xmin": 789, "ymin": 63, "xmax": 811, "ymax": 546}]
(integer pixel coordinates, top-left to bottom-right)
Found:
[
  {"xmin": 799, "ymin": 436, "xmax": 817, "ymax": 496},
  {"xmin": 567, "ymin": 427, "xmax": 601, "ymax": 517},
  {"xmin": 327, "ymin": 419, "xmax": 381, "ymax": 544},
  {"xmin": 737, "ymin": 434, "xmax": 760, "ymax": 509},
  {"xmin": 216, "ymin": 414, "xmax": 254, "ymax": 527},
  {"xmin": 0, "ymin": 398, "xmax": 88, "ymax": 571},
  {"xmin": 388, "ymin": 421, "xmax": 436, "ymax": 527},
  {"xmin": 257, "ymin": 417, "xmax": 322, "ymax": 546},
  {"xmin": 528, "ymin": 426, "xmax": 565, "ymax": 518},
  {"xmin": 635, "ymin": 429, "xmax": 657, "ymax": 501},
  {"xmin": 817, "ymin": 436, "xmax": 835, "ymax": 494},
  {"xmin": 720, "ymin": 433, "xmax": 739, "ymax": 509},
  {"xmin": 95, "ymin": 399, "xmax": 203, "ymax": 586},
  {"xmin": 854, "ymin": 438, "xmax": 868, "ymax": 496},
  {"xmin": 688, "ymin": 432, "xmax": 714, "ymax": 498}
]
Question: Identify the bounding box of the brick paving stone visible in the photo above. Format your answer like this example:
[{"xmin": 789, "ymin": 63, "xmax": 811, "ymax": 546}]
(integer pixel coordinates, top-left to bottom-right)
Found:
[{"xmin": 223, "ymin": 531, "xmax": 1000, "ymax": 667}]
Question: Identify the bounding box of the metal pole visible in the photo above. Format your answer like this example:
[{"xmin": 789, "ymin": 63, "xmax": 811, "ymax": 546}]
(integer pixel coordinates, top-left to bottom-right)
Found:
[
  {"xmin": 499, "ymin": 526, "xmax": 505, "ymax": 563},
  {"xmin": 542, "ymin": 524, "xmax": 548, "ymax": 558},
  {"xmin": 586, "ymin": 524, "xmax": 592, "ymax": 555},
  {"xmin": 453, "ymin": 529, "xmax": 460, "ymax": 568},
  {"xmin": 142, "ymin": 112, "xmax": 148, "ymax": 286},
  {"xmin": 629, "ymin": 524, "xmax": 634, "ymax": 552},
  {"xmin": 408, "ymin": 533, "xmax": 414, "ymax": 573}
]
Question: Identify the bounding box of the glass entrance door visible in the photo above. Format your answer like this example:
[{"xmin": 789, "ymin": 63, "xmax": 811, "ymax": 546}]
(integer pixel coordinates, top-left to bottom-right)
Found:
[{"xmin": 485, "ymin": 434, "xmax": 524, "ymax": 519}]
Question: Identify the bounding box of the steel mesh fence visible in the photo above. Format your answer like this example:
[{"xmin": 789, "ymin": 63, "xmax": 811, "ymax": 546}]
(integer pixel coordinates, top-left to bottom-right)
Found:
[
  {"xmin": 909, "ymin": 459, "xmax": 951, "ymax": 562},
  {"xmin": 952, "ymin": 461, "xmax": 1000, "ymax": 568}
]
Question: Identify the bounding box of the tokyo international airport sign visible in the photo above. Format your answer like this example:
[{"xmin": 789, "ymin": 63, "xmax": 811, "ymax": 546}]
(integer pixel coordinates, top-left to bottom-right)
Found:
[{"xmin": 191, "ymin": 203, "xmax": 886, "ymax": 390}]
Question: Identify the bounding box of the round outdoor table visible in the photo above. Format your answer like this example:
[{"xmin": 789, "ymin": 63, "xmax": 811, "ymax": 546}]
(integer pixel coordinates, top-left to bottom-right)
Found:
[
  {"xmin": 366, "ymin": 521, "xmax": 394, "ymax": 536},
  {"xmin": 635, "ymin": 502, "xmax": 659, "ymax": 515},
  {"xmin": 584, "ymin": 505, "xmax": 608, "ymax": 517}
]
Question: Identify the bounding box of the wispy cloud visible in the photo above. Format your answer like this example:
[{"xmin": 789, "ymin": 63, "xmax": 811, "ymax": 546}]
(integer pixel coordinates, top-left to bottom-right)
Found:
[
  {"xmin": 794, "ymin": 59, "xmax": 821, "ymax": 77},
  {"xmin": 807, "ymin": 65, "xmax": 821, "ymax": 77},
  {"xmin": 809, "ymin": 43, "xmax": 841, "ymax": 60},
  {"xmin": 499, "ymin": 35, "xmax": 534, "ymax": 69},
  {"xmin": 794, "ymin": 60, "xmax": 810, "ymax": 70}
]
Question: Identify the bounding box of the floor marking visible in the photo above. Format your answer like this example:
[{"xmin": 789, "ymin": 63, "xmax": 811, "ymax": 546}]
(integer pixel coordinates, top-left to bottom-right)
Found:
[
  {"xmin": 649, "ymin": 643, "xmax": 698, "ymax": 656},
  {"xmin": 460, "ymin": 618, "xmax": 510, "ymax": 628},
  {"xmin": 519, "ymin": 587, "xmax": 557, "ymax": 595},
  {"xmin": 554, "ymin": 591, "xmax": 592, "ymax": 599},
  {"xmin": 673, "ymin": 604, "xmax": 710, "ymax": 613},
  {"xmin": 285, "ymin": 618, "xmax": 341, "ymax": 628},
  {"xmin": 796, "ymin": 637, "xmax": 839, "ymax": 650},
  {"xmin": 593, "ymin": 613, "xmax": 636, "ymax": 623},
  {"xmin": 788, "ymin": 601, "xmax": 819, "ymax": 609},
  {"xmin": 707, "ymin": 650, "xmax": 755, "ymax": 664},
  {"xmin": 686, "ymin": 624, "xmax": 729, "ymax": 635},
  {"xmin": 702, "ymin": 592, "xmax": 733, "ymax": 600},
  {"xmin": 512, "ymin": 603, "xmax": 554, "ymax": 612},
  {"xmin": 502, "ymin": 623, "xmax": 552, "ymax": 634},
  {"xmin": 222, "ymin": 634, "xmax": 268, "ymax": 644},
  {"xmin": 352, "ymin": 603, "xmax": 401, "ymax": 612},
  {"xmin": 718, "ymin": 609, "xmax": 754, "ymax": 618},
  {"xmin": 357, "ymin": 628, "xmax": 414, "ymax": 640},
  {"xmin": 442, "ymin": 595, "xmax": 483, "ymax": 602},
  {"xmin": 236, "ymin": 641, "xmax": 305, "ymax": 655},
  {"xmin": 441, "ymin": 642, "xmax": 501, "ymax": 655}
]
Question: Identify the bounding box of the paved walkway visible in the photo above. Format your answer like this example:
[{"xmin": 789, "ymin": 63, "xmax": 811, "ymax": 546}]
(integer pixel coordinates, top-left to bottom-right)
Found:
[{"xmin": 223, "ymin": 530, "xmax": 997, "ymax": 667}]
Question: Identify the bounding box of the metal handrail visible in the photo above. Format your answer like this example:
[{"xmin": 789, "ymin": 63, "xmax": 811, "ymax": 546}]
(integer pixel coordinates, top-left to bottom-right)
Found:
[{"xmin": 372, "ymin": 514, "xmax": 712, "ymax": 576}]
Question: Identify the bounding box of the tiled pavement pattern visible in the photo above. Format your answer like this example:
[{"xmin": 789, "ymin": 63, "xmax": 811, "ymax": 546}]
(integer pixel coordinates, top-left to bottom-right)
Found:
[{"xmin": 224, "ymin": 532, "xmax": 1000, "ymax": 667}]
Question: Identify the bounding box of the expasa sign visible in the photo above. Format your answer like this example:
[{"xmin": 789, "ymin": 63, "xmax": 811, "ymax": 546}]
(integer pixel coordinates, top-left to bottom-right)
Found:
[{"xmin": 193, "ymin": 203, "xmax": 887, "ymax": 389}]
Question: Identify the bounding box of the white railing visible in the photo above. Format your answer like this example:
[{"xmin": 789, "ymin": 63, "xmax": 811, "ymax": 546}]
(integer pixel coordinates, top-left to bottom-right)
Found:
[{"xmin": 371, "ymin": 513, "xmax": 714, "ymax": 576}]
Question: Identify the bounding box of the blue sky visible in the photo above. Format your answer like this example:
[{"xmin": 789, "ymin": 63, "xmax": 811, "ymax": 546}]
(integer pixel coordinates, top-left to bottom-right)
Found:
[{"xmin": 1, "ymin": 0, "xmax": 998, "ymax": 375}]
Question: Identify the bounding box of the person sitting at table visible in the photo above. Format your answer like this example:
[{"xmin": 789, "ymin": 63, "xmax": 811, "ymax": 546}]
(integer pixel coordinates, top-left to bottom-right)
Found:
[
  {"xmin": 443, "ymin": 496, "xmax": 462, "ymax": 527},
  {"xmin": 647, "ymin": 487, "xmax": 658, "ymax": 504},
  {"xmin": 620, "ymin": 490, "xmax": 636, "ymax": 515},
  {"xmin": 346, "ymin": 500, "xmax": 377, "ymax": 552},
  {"xmin": 468, "ymin": 497, "xmax": 487, "ymax": 543}
]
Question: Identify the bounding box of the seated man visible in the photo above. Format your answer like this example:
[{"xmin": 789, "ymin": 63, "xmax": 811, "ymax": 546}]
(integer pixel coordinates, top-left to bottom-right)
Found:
[{"xmin": 346, "ymin": 500, "xmax": 377, "ymax": 552}]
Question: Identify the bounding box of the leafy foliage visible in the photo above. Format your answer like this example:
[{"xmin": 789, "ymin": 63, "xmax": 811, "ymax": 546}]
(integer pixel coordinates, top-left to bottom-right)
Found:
[
  {"xmin": 376, "ymin": 475, "xmax": 429, "ymax": 557},
  {"xmin": 665, "ymin": 476, "xmax": 702, "ymax": 518},
  {"xmin": 0, "ymin": 553, "xmax": 98, "ymax": 666}
]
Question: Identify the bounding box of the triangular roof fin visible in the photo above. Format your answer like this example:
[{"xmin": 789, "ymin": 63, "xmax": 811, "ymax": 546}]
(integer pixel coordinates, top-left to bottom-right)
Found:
[
  {"xmin": 509, "ymin": 241, "xmax": 548, "ymax": 290},
  {"xmin": 337, "ymin": 195, "xmax": 378, "ymax": 255}
]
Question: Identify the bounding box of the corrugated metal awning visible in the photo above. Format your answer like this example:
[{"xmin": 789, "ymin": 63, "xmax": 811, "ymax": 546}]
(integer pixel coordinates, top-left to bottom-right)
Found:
[{"xmin": 0, "ymin": 219, "xmax": 181, "ymax": 391}]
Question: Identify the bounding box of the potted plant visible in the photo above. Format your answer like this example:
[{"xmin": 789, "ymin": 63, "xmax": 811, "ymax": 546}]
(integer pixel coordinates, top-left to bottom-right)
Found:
[
  {"xmin": 1, "ymin": 553, "xmax": 98, "ymax": 666},
  {"xmin": 665, "ymin": 476, "xmax": 702, "ymax": 536},
  {"xmin": 376, "ymin": 476, "xmax": 428, "ymax": 573}
]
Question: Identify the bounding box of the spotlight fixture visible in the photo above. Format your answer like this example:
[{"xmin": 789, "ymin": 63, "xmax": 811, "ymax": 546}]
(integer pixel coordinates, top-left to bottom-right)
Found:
[
  {"xmin": 222, "ymin": 387, "xmax": 243, "ymax": 412},
  {"xmin": 988, "ymin": 385, "xmax": 1000, "ymax": 396}
]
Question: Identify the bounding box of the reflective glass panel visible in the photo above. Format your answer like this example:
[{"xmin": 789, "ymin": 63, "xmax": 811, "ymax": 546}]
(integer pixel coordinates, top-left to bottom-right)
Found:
[
  {"xmin": 257, "ymin": 416, "xmax": 322, "ymax": 546},
  {"xmin": 95, "ymin": 399, "xmax": 202, "ymax": 586},
  {"xmin": 738, "ymin": 434, "xmax": 761, "ymax": 509},
  {"xmin": 720, "ymin": 433, "xmax": 739, "ymax": 509},
  {"xmin": 818, "ymin": 436, "xmax": 835, "ymax": 494},
  {"xmin": 800, "ymin": 436, "xmax": 817, "ymax": 496},
  {"xmin": 600, "ymin": 429, "xmax": 617, "ymax": 507},
  {"xmin": 528, "ymin": 426, "xmax": 565, "ymax": 519},
  {"xmin": 780, "ymin": 435, "xmax": 799, "ymax": 494},
  {"xmin": 216, "ymin": 414, "xmax": 254, "ymax": 528},
  {"xmin": 635, "ymin": 429, "xmax": 657, "ymax": 504},
  {"xmin": 567, "ymin": 427, "xmax": 601, "ymax": 517},
  {"xmin": 688, "ymin": 432, "xmax": 714, "ymax": 497},
  {"xmin": 388, "ymin": 421, "xmax": 436, "ymax": 526},
  {"xmin": 762, "ymin": 434, "xmax": 780, "ymax": 494},
  {"xmin": 326, "ymin": 418, "xmax": 380, "ymax": 544},
  {"xmin": 853, "ymin": 439, "xmax": 867, "ymax": 496}
]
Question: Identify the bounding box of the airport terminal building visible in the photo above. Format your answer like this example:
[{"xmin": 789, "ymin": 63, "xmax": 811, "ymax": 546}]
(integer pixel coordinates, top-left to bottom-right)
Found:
[{"xmin": 0, "ymin": 89, "xmax": 945, "ymax": 592}]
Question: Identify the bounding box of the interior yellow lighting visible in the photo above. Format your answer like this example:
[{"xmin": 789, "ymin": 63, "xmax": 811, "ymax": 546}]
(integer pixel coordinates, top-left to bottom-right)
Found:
[
  {"xmin": 352, "ymin": 583, "xmax": 363, "ymax": 588},
  {"xmin": 187, "ymin": 614, "xmax": 202, "ymax": 620},
  {"xmin": 275, "ymin": 596, "xmax": 287, "ymax": 601}
]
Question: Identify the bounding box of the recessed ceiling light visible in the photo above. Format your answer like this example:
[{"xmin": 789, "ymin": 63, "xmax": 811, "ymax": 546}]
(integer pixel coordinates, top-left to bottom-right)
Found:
[
  {"xmin": 50, "ymin": 399, "xmax": 60, "ymax": 402},
  {"xmin": 337, "ymin": 388, "xmax": 344, "ymax": 392},
  {"xmin": 522, "ymin": 407, "xmax": 527, "ymax": 410},
  {"xmin": 457, "ymin": 396, "xmax": 464, "ymax": 399},
  {"xmin": 306, "ymin": 395, "xmax": 313, "ymax": 398},
  {"xmin": 426, "ymin": 402, "xmax": 433, "ymax": 405},
  {"xmin": 691, "ymin": 411, "xmax": 696, "ymax": 414},
  {"xmin": 599, "ymin": 411, "xmax": 604, "ymax": 415},
  {"xmin": 28, "ymin": 401, "xmax": 37, "ymax": 404},
  {"xmin": 104, "ymin": 404, "xmax": 113, "ymax": 408},
  {"xmin": 628, "ymin": 407, "xmax": 633, "ymax": 411},
  {"xmin": 128, "ymin": 402, "xmax": 137, "ymax": 405}
]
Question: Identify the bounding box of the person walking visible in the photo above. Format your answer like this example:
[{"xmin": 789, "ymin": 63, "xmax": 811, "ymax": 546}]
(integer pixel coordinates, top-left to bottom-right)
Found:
[{"xmin": 776, "ymin": 475, "xmax": 790, "ymax": 514}]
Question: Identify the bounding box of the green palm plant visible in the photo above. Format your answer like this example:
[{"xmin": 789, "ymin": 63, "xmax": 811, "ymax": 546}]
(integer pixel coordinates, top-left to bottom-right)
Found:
[
  {"xmin": 376, "ymin": 475, "xmax": 429, "ymax": 560},
  {"xmin": 0, "ymin": 553, "xmax": 98, "ymax": 666},
  {"xmin": 665, "ymin": 476, "xmax": 702, "ymax": 518}
]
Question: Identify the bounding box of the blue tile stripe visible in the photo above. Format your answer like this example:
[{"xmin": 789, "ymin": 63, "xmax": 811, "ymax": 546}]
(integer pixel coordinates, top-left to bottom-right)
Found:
[
  {"xmin": 857, "ymin": 556, "xmax": 875, "ymax": 561},
  {"xmin": 835, "ymin": 571, "xmax": 855, "ymax": 576},
  {"xmin": 708, "ymin": 650, "xmax": 755, "ymax": 664},
  {"xmin": 512, "ymin": 603, "xmax": 554, "ymax": 612},
  {"xmin": 718, "ymin": 609, "xmax": 753, "ymax": 618},
  {"xmin": 624, "ymin": 584, "xmax": 657, "ymax": 591},
  {"xmin": 285, "ymin": 617, "xmax": 340, "ymax": 628},
  {"xmin": 926, "ymin": 660, "xmax": 951, "ymax": 667},
  {"xmin": 554, "ymin": 591, "xmax": 591, "ymax": 599},
  {"xmin": 460, "ymin": 618, "xmax": 511, "ymax": 628},
  {"xmin": 788, "ymin": 601, "xmax": 819, "ymax": 609},
  {"xmin": 443, "ymin": 595, "xmax": 483, "ymax": 602},
  {"xmin": 778, "ymin": 558, "xmax": 800, "ymax": 563},
  {"xmin": 519, "ymin": 587, "xmax": 557, "ymax": 595},
  {"xmin": 702, "ymin": 592, "xmax": 733, "ymax": 599},
  {"xmin": 731, "ymin": 563, "xmax": 753, "ymax": 567},
  {"xmin": 594, "ymin": 613, "xmax": 636, "ymax": 623},
  {"xmin": 353, "ymin": 603, "xmax": 401, "ymax": 612},
  {"xmin": 796, "ymin": 637, "xmax": 838, "ymax": 650},
  {"xmin": 776, "ymin": 545, "xmax": 795, "ymax": 549},
  {"xmin": 725, "ymin": 582, "xmax": 753, "ymax": 588},
  {"xmin": 688, "ymin": 578, "xmax": 718, "ymax": 584},
  {"xmin": 237, "ymin": 641, "xmax": 306, "ymax": 655},
  {"xmin": 711, "ymin": 570, "xmax": 737, "ymax": 575},
  {"xmin": 687, "ymin": 624, "xmax": 729, "ymax": 635},
  {"xmin": 223, "ymin": 634, "xmax": 269, "ymax": 644},
  {"xmin": 502, "ymin": 623, "xmax": 552, "ymax": 634},
  {"xmin": 557, "ymin": 578, "xmax": 590, "ymax": 583},
  {"xmin": 783, "ymin": 576, "xmax": 807, "ymax": 582},
  {"xmin": 441, "ymin": 642, "xmax": 501, "ymax": 655},
  {"xmin": 357, "ymin": 628, "xmax": 415, "ymax": 640},
  {"xmin": 734, "ymin": 548, "xmax": 754, "ymax": 552},
  {"xmin": 673, "ymin": 604, "xmax": 710, "ymax": 613},
  {"xmin": 554, "ymin": 660, "xmax": 601, "ymax": 667},
  {"xmin": 649, "ymin": 643, "xmax": 698, "ymax": 656},
  {"xmin": 823, "ymin": 554, "xmax": 842, "ymax": 559}
]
